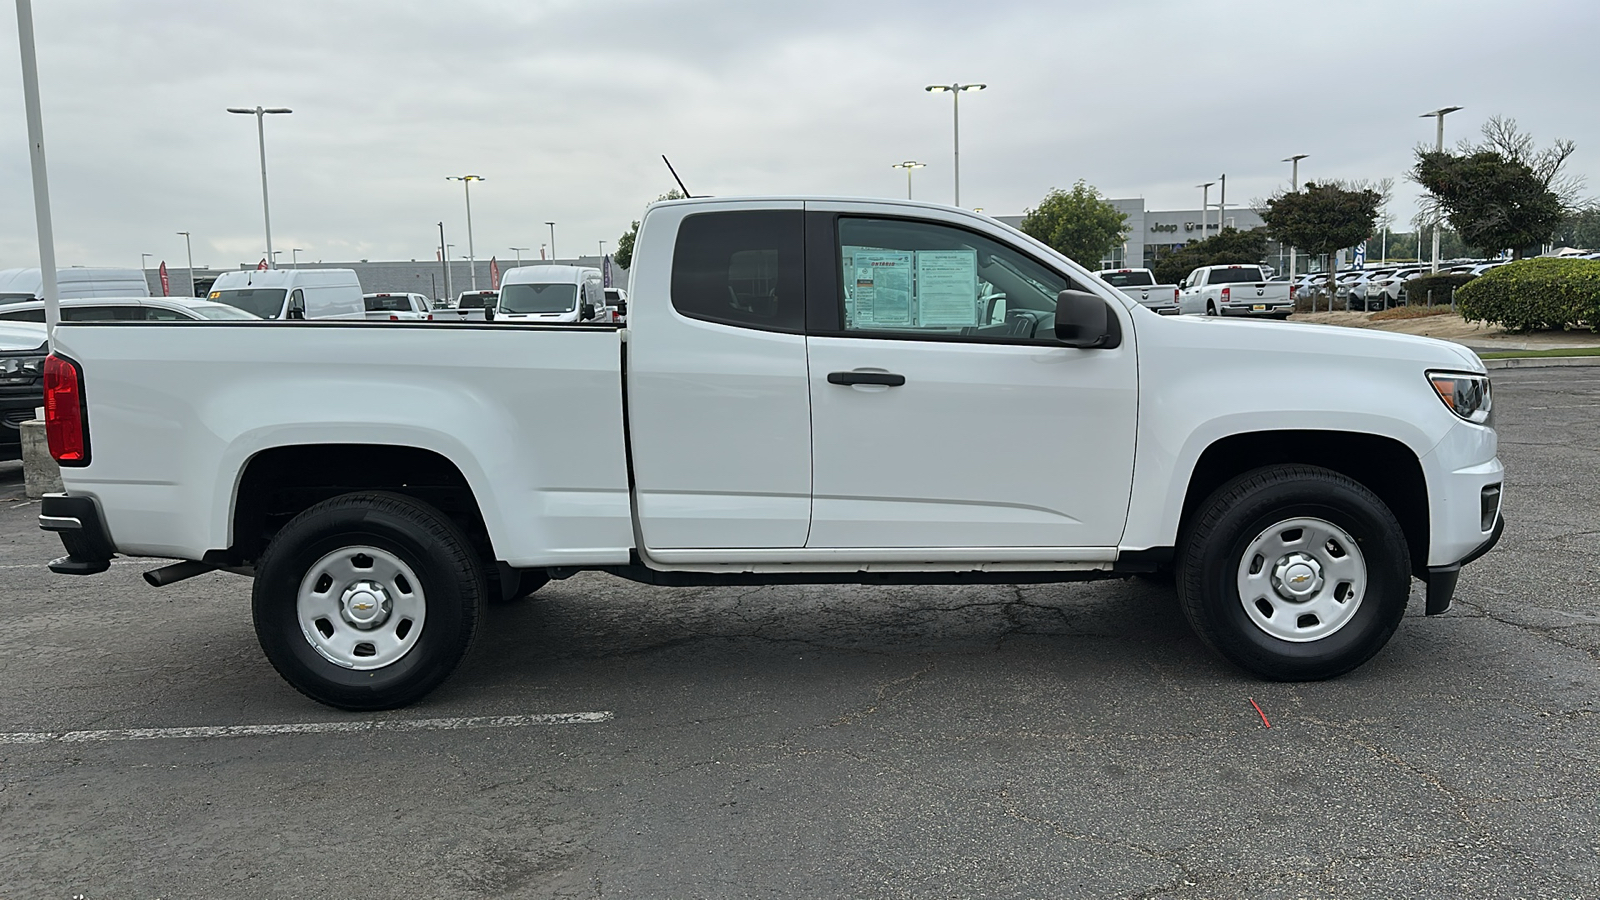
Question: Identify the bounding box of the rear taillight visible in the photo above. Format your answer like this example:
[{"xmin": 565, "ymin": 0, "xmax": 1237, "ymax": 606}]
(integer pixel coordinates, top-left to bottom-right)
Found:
[
  {"xmin": 427, "ymin": 314, "xmax": 434, "ymax": 321},
  {"xmin": 1221, "ymin": 287, "xmax": 1231, "ymax": 301},
  {"xmin": 43, "ymin": 354, "xmax": 89, "ymax": 466},
  {"xmin": 389, "ymin": 314, "xmax": 399, "ymax": 321},
  {"xmin": 1290, "ymin": 285, "xmax": 1297, "ymax": 298},
  {"xmin": 1172, "ymin": 288, "xmax": 1179, "ymax": 302}
]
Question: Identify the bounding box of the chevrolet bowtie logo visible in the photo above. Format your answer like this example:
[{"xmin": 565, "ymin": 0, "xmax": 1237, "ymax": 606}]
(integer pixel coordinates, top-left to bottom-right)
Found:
[{"xmin": 1290, "ymin": 574, "xmax": 1311, "ymax": 584}]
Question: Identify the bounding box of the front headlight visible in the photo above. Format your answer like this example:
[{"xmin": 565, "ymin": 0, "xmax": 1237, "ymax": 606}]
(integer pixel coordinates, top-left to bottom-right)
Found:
[{"xmin": 1428, "ymin": 371, "xmax": 1492, "ymax": 425}]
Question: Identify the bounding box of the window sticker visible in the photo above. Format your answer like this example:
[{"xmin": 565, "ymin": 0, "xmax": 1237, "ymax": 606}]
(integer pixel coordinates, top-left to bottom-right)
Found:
[
  {"xmin": 914, "ymin": 249, "xmax": 979, "ymax": 327},
  {"xmin": 848, "ymin": 249, "xmax": 913, "ymax": 328}
]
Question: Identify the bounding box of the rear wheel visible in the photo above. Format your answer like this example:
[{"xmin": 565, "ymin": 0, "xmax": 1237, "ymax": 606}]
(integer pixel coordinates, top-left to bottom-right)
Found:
[
  {"xmin": 253, "ymin": 491, "xmax": 486, "ymax": 710},
  {"xmin": 1176, "ymin": 465, "xmax": 1410, "ymax": 681}
]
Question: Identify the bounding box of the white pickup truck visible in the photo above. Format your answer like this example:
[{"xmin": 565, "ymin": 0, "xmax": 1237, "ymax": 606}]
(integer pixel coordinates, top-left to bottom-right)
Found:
[
  {"xmin": 1091, "ymin": 268, "xmax": 1179, "ymax": 315},
  {"xmin": 37, "ymin": 197, "xmax": 1503, "ymax": 710},
  {"xmin": 1178, "ymin": 264, "xmax": 1294, "ymax": 318}
]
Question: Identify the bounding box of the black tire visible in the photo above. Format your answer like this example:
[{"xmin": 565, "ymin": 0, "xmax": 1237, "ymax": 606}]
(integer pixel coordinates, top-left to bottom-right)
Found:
[
  {"xmin": 252, "ymin": 491, "xmax": 487, "ymax": 710},
  {"xmin": 1206, "ymin": 302, "xmax": 1217, "ymax": 316},
  {"xmin": 1176, "ymin": 465, "xmax": 1410, "ymax": 681}
]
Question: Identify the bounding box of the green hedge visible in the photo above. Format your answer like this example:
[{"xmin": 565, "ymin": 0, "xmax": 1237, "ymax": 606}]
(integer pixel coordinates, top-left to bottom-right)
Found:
[
  {"xmin": 1401, "ymin": 272, "xmax": 1476, "ymax": 306},
  {"xmin": 1455, "ymin": 258, "xmax": 1600, "ymax": 332}
]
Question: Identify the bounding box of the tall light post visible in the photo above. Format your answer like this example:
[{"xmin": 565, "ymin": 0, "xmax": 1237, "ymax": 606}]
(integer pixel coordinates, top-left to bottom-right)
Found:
[
  {"xmin": 176, "ymin": 231, "xmax": 195, "ymax": 296},
  {"xmin": 1217, "ymin": 173, "xmax": 1227, "ymax": 233},
  {"xmin": 924, "ymin": 83, "xmax": 985, "ymax": 207},
  {"xmin": 1421, "ymin": 106, "xmax": 1463, "ymax": 273},
  {"xmin": 141, "ymin": 252, "xmax": 153, "ymax": 273},
  {"xmin": 291, "ymin": 248, "xmax": 304, "ymax": 269},
  {"xmin": 1196, "ymin": 182, "xmax": 1214, "ymax": 238},
  {"xmin": 1281, "ymin": 155, "xmax": 1307, "ymax": 286},
  {"xmin": 510, "ymin": 246, "xmax": 528, "ymax": 266},
  {"xmin": 437, "ymin": 222, "xmax": 451, "ymax": 304},
  {"xmin": 891, "ymin": 160, "xmax": 926, "ymax": 199},
  {"xmin": 226, "ymin": 106, "xmax": 292, "ymax": 269},
  {"xmin": 545, "ymin": 222, "xmax": 557, "ymax": 262},
  {"xmin": 446, "ymin": 175, "xmax": 485, "ymax": 289}
]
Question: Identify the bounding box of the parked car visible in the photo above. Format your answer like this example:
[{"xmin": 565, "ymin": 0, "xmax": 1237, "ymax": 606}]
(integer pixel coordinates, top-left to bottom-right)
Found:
[
  {"xmin": 362, "ymin": 292, "xmax": 433, "ymax": 322},
  {"xmin": 208, "ymin": 269, "xmax": 364, "ymax": 320},
  {"xmin": 0, "ymin": 321, "xmax": 48, "ymax": 461},
  {"xmin": 0, "ymin": 297, "xmax": 259, "ymax": 323},
  {"xmin": 38, "ymin": 195, "xmax": 1502, "ymax": 710},
  {"xmin": 1092, "ymin": 268, "xmax": 1179, "ymax": 315},
  {"xmin": 496, "ymin": 266, "xmax": 606, "ymax": 324},
  {"xmin": 1178, "ymin": 264, "xmax": 1292, "ymax": 317},
  {"xmin": 0, "ymin": 266, "xmax": 151, "ymax": 304},
  {"xmin": 447, "ymin": 290, "xmax": 499, "ymax": 322},
  {"xmin": 601, "ymin": 285, "xmax": 627, "ymax": 323}
]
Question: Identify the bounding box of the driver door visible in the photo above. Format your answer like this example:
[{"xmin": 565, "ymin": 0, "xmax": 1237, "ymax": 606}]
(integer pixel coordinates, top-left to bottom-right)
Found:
[{"xmin": 803, "ymin": 207, "xmax": 1139, "ymax": 549}]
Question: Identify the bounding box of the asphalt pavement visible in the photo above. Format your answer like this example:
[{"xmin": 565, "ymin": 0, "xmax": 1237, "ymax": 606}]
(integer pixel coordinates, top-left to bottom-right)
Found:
[{"xmin": 0, "ymin": 368, "xmax": 1596, "ymax": 899}]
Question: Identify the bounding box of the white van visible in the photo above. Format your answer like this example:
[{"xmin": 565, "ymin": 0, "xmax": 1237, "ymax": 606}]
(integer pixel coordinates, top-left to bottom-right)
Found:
[
  {"xmin": 496, "ymin": 266, "xmax": 605, "ymax": 324},
  {"xmin": 207, "ymin": 269, "xmax": 364, "ymax": 320},
  {"xmin": 0, "ymin": 267, "xmax": 151, "ymax": 303}
]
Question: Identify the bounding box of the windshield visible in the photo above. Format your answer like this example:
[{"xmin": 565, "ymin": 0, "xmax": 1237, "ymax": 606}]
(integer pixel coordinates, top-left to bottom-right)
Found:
[
  {"xmin": 189, "ymin": 305, "xmax": 259, "ymax": 320},
  {"xmin": 1206, "ymin": 267, "xmax": 1264, "ymax": 284},
  {"xmin": 1098, "ymin": 270, "xmax": 1155, "ymax": 287},
  {"xmin": 500, "ymin": 282, "xmax": 578, "ymax": 314},
  {"xmin": 364, "ymin": 295, "xmax": 414, "ymax": 312},
  {"xmin": 210, "ymin": 288, "xmax": 287, "ymax": 318},
  {"xmin": 457, "ymin": 292, "xmax": 496, "ymax": 309}
]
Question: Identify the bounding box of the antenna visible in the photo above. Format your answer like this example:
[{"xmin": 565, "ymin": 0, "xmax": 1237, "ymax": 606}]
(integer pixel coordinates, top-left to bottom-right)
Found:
[{"xmin": 662, "ymin": 155, "xmax": 693, "ymax": 198}]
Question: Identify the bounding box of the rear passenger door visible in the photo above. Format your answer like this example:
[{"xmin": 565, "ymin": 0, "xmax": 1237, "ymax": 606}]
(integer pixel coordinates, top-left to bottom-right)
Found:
[{"xmin": 626, "ymin": 203, "xmax": 813, "ymax": 550}]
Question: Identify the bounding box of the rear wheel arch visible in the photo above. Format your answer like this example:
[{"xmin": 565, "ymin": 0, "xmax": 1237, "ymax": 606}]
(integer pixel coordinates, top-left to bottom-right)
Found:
[
  {"xmin": 228, "ymin": 444, "xmax": 494, "ymax": 569},
  {"xmin": 1178, "ymin": 430, "xmax": 1429, "ymax": 579}
]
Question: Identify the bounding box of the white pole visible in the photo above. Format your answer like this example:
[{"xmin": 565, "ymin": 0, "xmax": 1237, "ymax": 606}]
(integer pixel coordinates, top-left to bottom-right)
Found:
[
  {"xmin": 15, "ymin": 0, "xmax": 60, "ymax": 335},
  {"xmin": 464, "ymin": 179, "xmax": 477, "ymax": 290},
  {"xmin": 952, "ymin": 88, "xmax": 961, "ymax": 207},
  {"xmin": 179, "ymin": 231, "xmax": 195, "ymax": 296},
  {"xmin": 254, "ymin": 109, "xmax": 276, "ymax": 269}
]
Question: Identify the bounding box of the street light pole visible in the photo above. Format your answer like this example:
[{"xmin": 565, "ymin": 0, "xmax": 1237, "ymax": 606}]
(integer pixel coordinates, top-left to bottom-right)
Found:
[
  {"xmin": 510, "ymin": 247, "xmax": 528, "ymax": 267},
  {"xmin": 226, "ymin": 106, "xmax": 292, "ymax": 269},
  {"xmin": 1217, "ymin": 173, "xmax": 1226, "ymax": 233},
  {"xmin": 1196, "ymin": 182, "xmax": 1214, "ymax": 239},
  {"xmin": 1421, "ymin": 106, "xmax": 1463, "ymax": 273},
  {"xmin": 438, "ymin": 223, "xmax": 451, "ymax": 305},
  {"xmin": 545, "ymin": 222, "xmax": 557, "ymax": 262},
  {"xmin": 1281, "ymin": 155, "xmax": 1307, "ymax": 288},
  {"xmin": 891, "ymin": 160, "xmax": 926, "ymax": 199},
  {"xmin": 924, "ymin": 83, "xmax": 985, "ymax": 207},
  {"xmin": 598, "ymin": 239, "xmax": 606, "ymax": 259},
  {"xmin": 141, "ymin": 252, "xmax": 153, "ymax": 275},
  {"xmin": 176, "ymin": 231, "xmax": 195, "ymax": 296},
  {"xmin": 291, "ymin": 248, "xmax": 304, "ymax": 269},
  {"xmin": 447, "ymin": 175, "xmax": 485, "ymax": 289}
]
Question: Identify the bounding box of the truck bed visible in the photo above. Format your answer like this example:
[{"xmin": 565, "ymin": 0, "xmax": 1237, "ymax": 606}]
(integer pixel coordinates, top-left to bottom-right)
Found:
[{"xmin": 49, "ymin": 321, "xmax": 633, "ymax": 567}]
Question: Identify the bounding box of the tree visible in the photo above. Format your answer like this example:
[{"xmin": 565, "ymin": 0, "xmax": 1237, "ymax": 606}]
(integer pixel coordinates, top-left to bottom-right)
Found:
[
  {"xmin": 1150, "ymin": 227, "xmax": 1269, "ymax": 286},
  {"xmin": 1019, "ymin": 181, "xmax": 1127, "ymax": 268},
  {"xmin": 1260, "ymin": 181, "xmax": 1382, "ymax": 304},
  {"xmin": 1412, "ymin": 116, "xmax": 1578, "ymax": 259},
  {"xmin": 1553, "ymin": 206, "xmax": 1600, "ymax": 250},
  {"xmin": 613, "ymin": 189, "xmax": 686, "ymax": 269}
]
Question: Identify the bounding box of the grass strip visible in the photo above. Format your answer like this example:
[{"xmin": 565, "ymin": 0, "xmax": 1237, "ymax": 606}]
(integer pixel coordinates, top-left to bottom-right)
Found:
[{"xmin": 1477, "ymin": 347, "xmax": 1600, "ymax": 359}]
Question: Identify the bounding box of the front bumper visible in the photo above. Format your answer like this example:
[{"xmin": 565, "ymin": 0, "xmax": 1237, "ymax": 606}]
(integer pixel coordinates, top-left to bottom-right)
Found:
[{"xmin": 1424, "ymin": 512, "xmax": 1504, "ymax": 615}]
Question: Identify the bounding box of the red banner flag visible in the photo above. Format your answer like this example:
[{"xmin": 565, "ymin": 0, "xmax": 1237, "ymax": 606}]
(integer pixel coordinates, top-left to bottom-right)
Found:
[
  {"xmin": 257, "ymin": 258, "xmax": 269, "ymax": 270},
  {"xmin": 158, "ymin": 261, "xmax": 170, "ymax": 296},
  {"xmin": 490, "ymin": 257, "xmax": 500, "ymax": 290}
]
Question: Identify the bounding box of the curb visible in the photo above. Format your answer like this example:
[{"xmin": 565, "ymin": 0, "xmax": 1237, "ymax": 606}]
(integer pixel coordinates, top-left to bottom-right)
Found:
[{"xmin": 1481, "ymin": 356, "xmax": 1600, "ymax": 370}]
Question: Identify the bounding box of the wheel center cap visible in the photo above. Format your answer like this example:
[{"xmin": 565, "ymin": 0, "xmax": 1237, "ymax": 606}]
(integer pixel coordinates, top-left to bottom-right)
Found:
[
  {"xmin": 340, "ymin": 581, "xmax": 392, "ymax": 629},
  {"xmin": 1271, "ymin": 553, "xmax": 1324, "ymax": 601}
]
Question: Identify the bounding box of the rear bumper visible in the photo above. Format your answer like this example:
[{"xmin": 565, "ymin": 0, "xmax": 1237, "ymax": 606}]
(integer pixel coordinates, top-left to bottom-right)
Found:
[
  {"xmin": 39, "ymin": 492, "xmax": 115, "ymax": 575},
  {"xmin": 1219, "ymin": 303, "xmax": 1293, "ymax": 317}
]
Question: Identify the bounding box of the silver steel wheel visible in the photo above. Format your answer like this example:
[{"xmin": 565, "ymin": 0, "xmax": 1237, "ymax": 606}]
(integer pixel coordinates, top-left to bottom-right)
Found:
[
  {"xmin": 1236, "ymin": 516, "xmax": 1367, "ymax": 643},
  {"xmin": 296, "ymin": 546, "xmax": 427, "ymax": 670}
]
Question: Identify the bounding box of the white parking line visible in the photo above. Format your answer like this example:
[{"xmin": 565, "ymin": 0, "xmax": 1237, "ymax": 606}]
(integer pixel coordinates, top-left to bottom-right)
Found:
[{"xmin": 0, "ymin": 712, "xmax": 613, "ymax": 744}]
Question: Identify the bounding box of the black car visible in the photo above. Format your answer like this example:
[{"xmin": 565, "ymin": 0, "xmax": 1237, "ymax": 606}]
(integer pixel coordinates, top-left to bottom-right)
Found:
[{"xmin": 0, "ymin": 323, "xmax": 49, "ymax": 461}]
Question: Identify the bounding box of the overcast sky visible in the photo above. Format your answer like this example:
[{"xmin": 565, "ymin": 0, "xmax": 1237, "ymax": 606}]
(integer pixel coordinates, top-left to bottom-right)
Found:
[{"xmin": 1, "ymin": 0, "xmax": 1595, "ymax": 271}]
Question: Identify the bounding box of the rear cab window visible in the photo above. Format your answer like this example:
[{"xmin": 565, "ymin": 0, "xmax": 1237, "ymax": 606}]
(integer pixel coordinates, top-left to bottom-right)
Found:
[{"xmin": 670, "ymin": 211, "xmax": 805, "ymax": 332}]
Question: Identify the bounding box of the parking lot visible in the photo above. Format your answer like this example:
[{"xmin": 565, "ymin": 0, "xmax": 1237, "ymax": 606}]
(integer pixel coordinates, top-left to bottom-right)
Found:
[{"xmin": 0, "ymin": 366, "xmax": 1594, "ymax": 899}]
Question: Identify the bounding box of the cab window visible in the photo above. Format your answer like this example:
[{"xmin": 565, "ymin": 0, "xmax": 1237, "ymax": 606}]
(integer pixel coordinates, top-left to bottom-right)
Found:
[
  {"xmin": 836, "ymin": 217, "xmax": 1076, "ymax": 342},
  {"xmin": 671, "ymin": 210, "xmax": 804, "ymax": 333}
]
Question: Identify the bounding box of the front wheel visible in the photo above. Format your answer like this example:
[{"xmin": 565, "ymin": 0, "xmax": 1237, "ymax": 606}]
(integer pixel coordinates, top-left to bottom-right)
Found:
[
  {"xmin": 253, "ymin": 491, "xmax": 487, "ymax": 710},
  {"xmin": 1176, "ymin": 465, "xmax": 1410, "ymax": 681}
]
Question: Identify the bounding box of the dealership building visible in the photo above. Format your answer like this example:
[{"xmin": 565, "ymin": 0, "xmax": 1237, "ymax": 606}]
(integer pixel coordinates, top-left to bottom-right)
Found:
[{"xmin": 996, "ymin": 198, "xmax": 1274, "ymax": 271}]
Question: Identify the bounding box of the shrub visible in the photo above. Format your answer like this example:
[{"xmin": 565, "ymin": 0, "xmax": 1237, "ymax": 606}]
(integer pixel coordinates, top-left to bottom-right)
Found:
[
  {"xmin": 1454, "ymin": 258, "xmax": 1600, "ymax": 331},
  {"xmin": 1402, "ymin": 272, "xmax": 1476, "ymax": 307}
]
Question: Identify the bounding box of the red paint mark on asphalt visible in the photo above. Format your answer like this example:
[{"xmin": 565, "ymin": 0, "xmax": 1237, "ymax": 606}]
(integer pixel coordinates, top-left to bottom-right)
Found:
[{"xmin": 1249, "ymin": 698, "xmax": 1271, "ymax": 728}]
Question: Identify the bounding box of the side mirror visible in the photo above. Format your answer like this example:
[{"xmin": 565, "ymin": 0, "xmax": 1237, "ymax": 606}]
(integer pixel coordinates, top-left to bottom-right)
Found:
[
  {"xmin": 580, "ymin": 302, "xmax": 595, "ymax": 320},
  {"xmin": 286, "ymin": 298, "xmax": 306, "ymax": 320},
  {"xmin": 1055, "ymin": 290, "xmax": 1121, "ymax": 349},
  {"xmin": 484, "ymin": 306, "xmax": 496, "ymax": 322}
]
